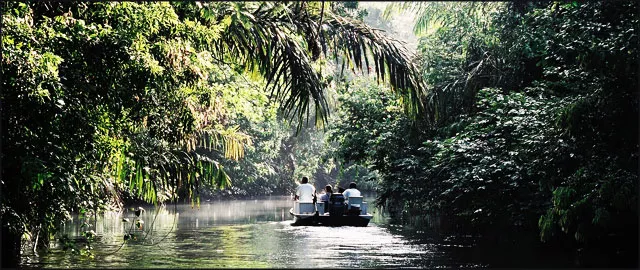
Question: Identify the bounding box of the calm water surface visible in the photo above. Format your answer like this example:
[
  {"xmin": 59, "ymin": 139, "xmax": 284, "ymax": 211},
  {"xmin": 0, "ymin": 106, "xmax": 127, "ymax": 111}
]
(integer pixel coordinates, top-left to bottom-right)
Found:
[{"xmin": 20, "ymin": 196, "xmax": 489, "ymax": 268}]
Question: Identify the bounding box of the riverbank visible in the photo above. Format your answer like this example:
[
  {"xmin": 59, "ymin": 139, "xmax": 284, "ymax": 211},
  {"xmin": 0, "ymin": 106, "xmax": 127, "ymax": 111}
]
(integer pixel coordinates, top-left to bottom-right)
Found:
[{"xmin": 383, "ymin": 210, "xmax": 638, "ymax": 268}]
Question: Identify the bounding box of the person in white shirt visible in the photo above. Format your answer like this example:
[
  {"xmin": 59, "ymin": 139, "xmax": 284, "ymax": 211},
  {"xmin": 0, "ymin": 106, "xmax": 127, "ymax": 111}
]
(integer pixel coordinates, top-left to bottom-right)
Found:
[
  {"xmin": 295, "ymin": 176, "xmax": 316, "ymax": 202},
  {"xmin": 342, "ymin": 182, "xmax": 361, "ymax": 202}
]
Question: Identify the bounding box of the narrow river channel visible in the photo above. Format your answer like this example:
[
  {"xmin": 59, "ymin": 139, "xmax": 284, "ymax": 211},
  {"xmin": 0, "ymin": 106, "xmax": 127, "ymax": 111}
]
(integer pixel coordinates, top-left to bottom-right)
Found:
[{"xmin": 20, "ymin": 196, "xmax": 570, "ymax": 268}]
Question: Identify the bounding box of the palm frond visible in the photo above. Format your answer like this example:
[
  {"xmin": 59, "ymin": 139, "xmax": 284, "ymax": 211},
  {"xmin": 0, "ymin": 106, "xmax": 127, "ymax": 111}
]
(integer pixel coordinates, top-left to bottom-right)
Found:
[
  {"xmin": 211, "ymin": 3, "xmax": 329, "ymax": 133},
  {"xmin": 384, "ymin": 2, "xmax": 494, "ymax": 35},
  {"xmin": 209, "ymin": 2, "xmax": 427, "ymax": 130},
  {"xmin": 318, "ymin": 13, "xmax": 427, "ymax": 117}
]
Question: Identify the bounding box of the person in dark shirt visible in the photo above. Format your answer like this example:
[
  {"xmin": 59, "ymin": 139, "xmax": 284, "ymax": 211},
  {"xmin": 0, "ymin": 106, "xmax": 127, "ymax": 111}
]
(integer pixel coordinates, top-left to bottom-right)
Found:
[
  {"xmin": 319, "ymin": 185, "xmax": 333, "ymax": 202},
  {"xmin": 318, "ymin": 185, "xmax": 333, "ymax": 213}
]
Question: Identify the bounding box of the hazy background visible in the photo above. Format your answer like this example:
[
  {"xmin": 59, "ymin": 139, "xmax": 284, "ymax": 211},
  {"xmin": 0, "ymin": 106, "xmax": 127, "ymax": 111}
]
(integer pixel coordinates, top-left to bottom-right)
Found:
[{"xmin": 359, "ymin": 2, "xmax": 419, "ymax": 52}]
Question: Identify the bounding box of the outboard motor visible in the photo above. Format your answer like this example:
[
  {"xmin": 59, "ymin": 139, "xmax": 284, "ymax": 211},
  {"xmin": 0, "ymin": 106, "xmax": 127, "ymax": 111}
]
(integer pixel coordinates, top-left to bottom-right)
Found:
[{"xmin": 328, "ymin": 193, "xmax": 346, "ymax": 216}]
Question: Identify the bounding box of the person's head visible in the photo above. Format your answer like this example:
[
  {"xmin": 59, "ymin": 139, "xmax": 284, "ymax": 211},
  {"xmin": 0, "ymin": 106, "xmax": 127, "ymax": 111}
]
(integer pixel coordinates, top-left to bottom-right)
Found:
[
  {"xmin": 337, "ymin": 186, "xmax": 345, "ymax": 193},
  {"xmin": 349, "ymin": 182, "xmax": 357, "ymax": 189},
  {"xmin": 301, "ymin": 176, "xmax": 309, "ymax": 184},
  {"xmin": 325, "ymin": 185, "xmax": 333, "ymax": 193}
]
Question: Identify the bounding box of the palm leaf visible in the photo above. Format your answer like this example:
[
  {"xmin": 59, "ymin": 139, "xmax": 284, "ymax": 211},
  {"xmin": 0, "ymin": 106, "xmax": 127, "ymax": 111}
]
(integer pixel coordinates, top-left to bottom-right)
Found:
[
  {"xmin": 208, "ymin": 2, "xmax": 426, "ymax": 131},
  {"xmin": 319, "ymin": 13, "xmax": 427, "ymax": 116}
]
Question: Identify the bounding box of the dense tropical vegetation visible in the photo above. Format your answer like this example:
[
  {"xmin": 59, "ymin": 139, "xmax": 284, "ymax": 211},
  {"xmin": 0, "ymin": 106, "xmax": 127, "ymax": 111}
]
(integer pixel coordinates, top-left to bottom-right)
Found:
[
  {"xmin": 1, "ymin": 1, "xmax": 637, "ymax": 268},
  {"xmin": 1, "ymin": 1, "xmax": 423, "ymax": 266},
  {"xmin": 330, "ymin": 1, "xmax": 637, "ymax": 266}
]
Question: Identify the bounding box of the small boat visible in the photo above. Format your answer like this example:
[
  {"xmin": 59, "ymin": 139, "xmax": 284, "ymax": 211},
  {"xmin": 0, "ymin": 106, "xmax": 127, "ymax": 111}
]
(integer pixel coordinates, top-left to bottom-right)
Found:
[{"xmin": 289, "ymin": 194, "xmax": 373, "ymax": 227}]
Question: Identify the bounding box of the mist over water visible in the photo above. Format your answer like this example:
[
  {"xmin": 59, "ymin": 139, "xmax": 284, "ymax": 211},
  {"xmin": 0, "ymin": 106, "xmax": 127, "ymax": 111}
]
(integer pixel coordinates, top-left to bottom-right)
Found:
[{"xmin": 21, "ymin": 197, "xmax": 486, "ymax": 268}]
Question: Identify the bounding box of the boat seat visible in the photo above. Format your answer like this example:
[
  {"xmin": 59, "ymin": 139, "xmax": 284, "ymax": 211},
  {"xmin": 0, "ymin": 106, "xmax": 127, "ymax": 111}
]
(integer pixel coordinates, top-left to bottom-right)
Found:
[
  {"xmin": 294, "ymin": 201, "xmax": 316, "ymax": 214},
  {"xmin": 347, "ymin": 196, "xmax": 363, "ymax": 210}
]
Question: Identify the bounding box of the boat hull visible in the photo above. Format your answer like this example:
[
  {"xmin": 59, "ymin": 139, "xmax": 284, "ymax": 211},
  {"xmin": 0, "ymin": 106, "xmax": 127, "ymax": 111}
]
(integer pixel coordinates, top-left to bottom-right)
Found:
[{"xmin": 289, "ymin": 209, "xmax": 372, "ymax": 227}]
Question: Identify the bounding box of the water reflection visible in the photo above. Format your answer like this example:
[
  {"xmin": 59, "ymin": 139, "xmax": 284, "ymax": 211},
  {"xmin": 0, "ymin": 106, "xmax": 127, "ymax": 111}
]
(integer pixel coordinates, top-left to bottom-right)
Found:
[{"xmin": 22, "ymin": 196, "xmax": 484, "ymax": 268}]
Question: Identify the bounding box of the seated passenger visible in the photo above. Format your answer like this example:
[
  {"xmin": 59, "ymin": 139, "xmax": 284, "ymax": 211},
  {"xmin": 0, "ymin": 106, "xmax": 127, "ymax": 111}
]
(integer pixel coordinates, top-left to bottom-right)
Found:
[
  {"xmin": 319, "ymin": 185, "xmax": 333, "ymax": 202},
  {"xmin": 319, "ymin": 185, "xmax": 333, "ymax": 213},
  {"xmin": 294, "ymin": 176, "xmax": 316, "ymax": 202},
  {"xmin": 342, "ymin": 182, "xmax": 361, "ymax": 203}
]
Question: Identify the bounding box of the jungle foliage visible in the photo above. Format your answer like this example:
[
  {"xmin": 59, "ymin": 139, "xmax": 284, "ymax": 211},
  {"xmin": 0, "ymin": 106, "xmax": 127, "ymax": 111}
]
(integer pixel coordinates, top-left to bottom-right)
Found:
[
  {"xmin": 328, "ymin": 1, "xmax": 637, "ymax": 266},
  {"xmin": 1, "ymin": 1, "xmax": 423, "ymax": 265},
  {"xmin": 1, "ymin": 0, "xmax": 637, "ymax": 267}
]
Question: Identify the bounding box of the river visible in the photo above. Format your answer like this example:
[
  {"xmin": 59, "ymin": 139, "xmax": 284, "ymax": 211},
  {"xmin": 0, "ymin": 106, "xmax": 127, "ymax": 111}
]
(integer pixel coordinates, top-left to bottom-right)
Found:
[{"xmin": 19, "ymin": 196, "xmax": 572, "ymax": 268}]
